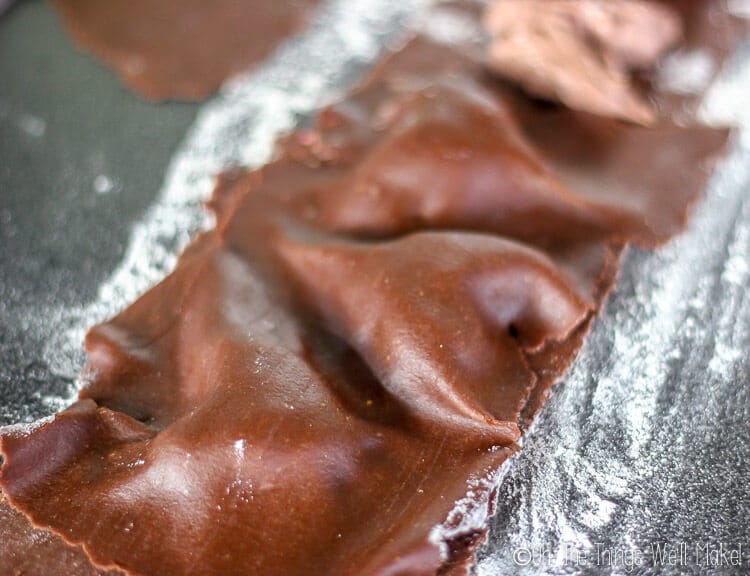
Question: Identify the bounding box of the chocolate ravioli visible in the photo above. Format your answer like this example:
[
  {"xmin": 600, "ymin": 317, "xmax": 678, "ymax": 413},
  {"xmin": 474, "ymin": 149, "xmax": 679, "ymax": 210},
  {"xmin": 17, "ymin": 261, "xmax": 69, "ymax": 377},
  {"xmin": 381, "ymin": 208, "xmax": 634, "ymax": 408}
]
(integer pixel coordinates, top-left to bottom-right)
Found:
[
  {"xmin": 0, "ymin": 2, "xmax": 745, "ymax": 576},
  {"xmin": 52, "ymin": 0, "xmax": 321, "ymax": 101}
]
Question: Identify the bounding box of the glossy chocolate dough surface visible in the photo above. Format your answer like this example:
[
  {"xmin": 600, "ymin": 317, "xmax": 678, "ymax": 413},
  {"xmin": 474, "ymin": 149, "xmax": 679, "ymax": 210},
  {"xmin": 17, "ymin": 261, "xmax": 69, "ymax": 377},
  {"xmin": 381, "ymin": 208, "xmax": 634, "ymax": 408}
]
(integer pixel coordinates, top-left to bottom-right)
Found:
[
  {"xmin": 0, "ymin": 9, "xmax": 737, "ymax": 576},
  {"xmin": 0, "ymin": 495, "xmax": 122, "ymax": 576},
  {"xmin": 52, "ymin": 0, "xmax": 321, "ymax": 101}
]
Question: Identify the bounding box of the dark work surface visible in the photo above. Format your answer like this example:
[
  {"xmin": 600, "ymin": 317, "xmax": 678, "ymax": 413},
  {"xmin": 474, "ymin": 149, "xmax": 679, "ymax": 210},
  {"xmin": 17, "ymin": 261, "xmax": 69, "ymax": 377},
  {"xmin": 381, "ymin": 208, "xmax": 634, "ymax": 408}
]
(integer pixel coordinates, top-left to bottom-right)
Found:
[{"xmin": 0, "ymin": 0, "xmax": 198, "ymax": 422}]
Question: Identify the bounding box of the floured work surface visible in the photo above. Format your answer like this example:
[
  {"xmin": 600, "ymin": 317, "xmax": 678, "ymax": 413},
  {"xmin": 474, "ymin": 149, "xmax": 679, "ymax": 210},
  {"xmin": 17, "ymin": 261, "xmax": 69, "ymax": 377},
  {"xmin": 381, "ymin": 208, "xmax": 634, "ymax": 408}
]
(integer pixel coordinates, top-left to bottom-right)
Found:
[{"xmin": 0, "ymin": 1, "xmax": 748, "ymax": 575}]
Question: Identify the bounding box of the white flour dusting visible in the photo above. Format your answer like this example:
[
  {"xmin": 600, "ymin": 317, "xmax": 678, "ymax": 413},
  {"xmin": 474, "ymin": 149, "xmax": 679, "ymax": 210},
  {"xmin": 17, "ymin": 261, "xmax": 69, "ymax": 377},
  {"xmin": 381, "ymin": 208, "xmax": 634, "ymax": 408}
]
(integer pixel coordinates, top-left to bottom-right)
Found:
[
  {"xmin": 418, "ymin": 3, "xmax": 485, "ymax": 47},
  {"xmin": 728, "ymin": 0, "xmax": 750, "ymax": 19},
  {"xmin": 0, "ymin": 414, "xmax": 55, "ymax": 439},
  {"xmin": 658, "ymin": 49, "xmax": 716, "ymax": 95}
]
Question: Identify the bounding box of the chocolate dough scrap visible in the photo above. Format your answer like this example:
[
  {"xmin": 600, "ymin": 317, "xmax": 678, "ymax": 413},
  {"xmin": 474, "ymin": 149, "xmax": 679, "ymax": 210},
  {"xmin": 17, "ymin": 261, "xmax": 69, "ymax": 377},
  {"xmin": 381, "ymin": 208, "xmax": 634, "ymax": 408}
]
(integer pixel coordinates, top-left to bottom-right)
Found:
[
  {"xmin": 0, "ymin": 4, "xmax": 740, "ymax": 576},
  {"xmin": 482, "ymin": 0, "xmax": 750, "ymax": 124},
  {"xmin": 484, "ymin": 0, "xmax": 683, "ymax": 124},
  {"xmin": 52, "ymin": 0, "xmax": 321, "ymax": 101}
]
